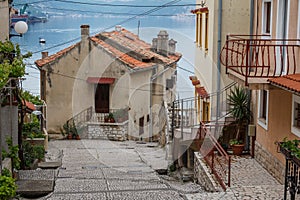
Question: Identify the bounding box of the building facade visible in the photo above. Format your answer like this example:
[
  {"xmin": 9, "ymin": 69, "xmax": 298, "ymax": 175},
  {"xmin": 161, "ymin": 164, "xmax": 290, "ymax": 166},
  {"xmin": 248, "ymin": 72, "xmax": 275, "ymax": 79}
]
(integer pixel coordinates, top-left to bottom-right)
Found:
[
  {"xmin": 35, "ymin": 25, "xmax": 181, "ymax": 141},
  {"xmin": 221, "ymin": 0, "xmax": 300, "ymax": 183},
  {"xmin": 191, "ymin": 0, "xmax": 251, "ymax": 121}
]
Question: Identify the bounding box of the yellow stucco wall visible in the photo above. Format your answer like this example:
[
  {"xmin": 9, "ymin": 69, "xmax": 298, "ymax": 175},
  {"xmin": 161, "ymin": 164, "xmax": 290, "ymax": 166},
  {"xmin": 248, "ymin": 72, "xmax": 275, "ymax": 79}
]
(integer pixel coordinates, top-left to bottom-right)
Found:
[{"xmin": 256, "ymin": 88, "xmax": 300, "ymax": 165}]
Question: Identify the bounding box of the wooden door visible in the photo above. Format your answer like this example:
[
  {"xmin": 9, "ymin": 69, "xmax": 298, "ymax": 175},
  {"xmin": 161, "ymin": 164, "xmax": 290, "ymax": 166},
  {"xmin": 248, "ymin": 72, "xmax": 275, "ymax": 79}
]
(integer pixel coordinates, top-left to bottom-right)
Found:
[
  {"xmin": 95, "ymin": 84, "xmax": 109, "ymax": 113},
  {"xmin": 202, "ymin": 101, "xmax": 210, "ymax": 122}
]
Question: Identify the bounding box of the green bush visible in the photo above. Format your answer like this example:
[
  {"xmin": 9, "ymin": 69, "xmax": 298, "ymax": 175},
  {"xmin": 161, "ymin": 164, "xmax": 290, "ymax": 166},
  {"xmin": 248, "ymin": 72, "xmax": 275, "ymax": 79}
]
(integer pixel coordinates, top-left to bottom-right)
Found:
[
  {"xmin": 2, "ymin": 138, "xmax": 20, "ymax": 170},
  {"xmin": 23, "ymin": 141, "xmax": 45, "ymax": 168},
  {"xmin": 0, "ymin": 175, "xmax": 17, "ymax": 200}
]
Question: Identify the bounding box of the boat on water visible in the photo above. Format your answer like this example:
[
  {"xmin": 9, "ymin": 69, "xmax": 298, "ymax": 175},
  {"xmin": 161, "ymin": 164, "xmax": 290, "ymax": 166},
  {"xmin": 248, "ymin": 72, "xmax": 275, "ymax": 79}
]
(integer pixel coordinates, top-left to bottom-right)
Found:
[{"xmin": 11, "ymin": 14, "xmax": 29, "ymax": 27}]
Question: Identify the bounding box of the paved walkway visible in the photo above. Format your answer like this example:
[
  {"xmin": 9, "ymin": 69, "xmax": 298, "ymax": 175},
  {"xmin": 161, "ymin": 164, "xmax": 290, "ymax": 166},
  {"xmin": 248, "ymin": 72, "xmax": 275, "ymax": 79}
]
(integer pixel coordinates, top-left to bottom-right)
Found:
[
  {"xmin": 186, "ymin": 156, "xmax": 285, "ymax": 200},
  {"xmin": 19, "ymin": 140, "xmax": 202, "ymax": 200},
  {"xmin": 18, "ymin": 139, "xmax": 285, "ymax": 200}
]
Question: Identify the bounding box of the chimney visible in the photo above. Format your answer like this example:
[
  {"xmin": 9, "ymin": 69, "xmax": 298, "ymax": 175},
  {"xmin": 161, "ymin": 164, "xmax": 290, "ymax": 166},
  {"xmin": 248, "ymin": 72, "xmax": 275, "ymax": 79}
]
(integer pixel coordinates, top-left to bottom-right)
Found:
[
  {"xmin": 157, "ymin": 30, "xmax": 169, "ymax": 56},
  {"xmin": 168, "ymin": 39, "xmax": 177, "ymax": 55},
  {"xmin": 41, "ymin": 52, "xmax": 48, "ymax": 59},
  {"xmin": 80, "ymin": 24, "xmax": 90, "ymax": 40},
  {"xmin": 115, "ymin": 25, "xmax": 122, "ymax": 32},
  {"xmin": 151, "ymin": 38, "xmax": 157, "ymax": 52}
]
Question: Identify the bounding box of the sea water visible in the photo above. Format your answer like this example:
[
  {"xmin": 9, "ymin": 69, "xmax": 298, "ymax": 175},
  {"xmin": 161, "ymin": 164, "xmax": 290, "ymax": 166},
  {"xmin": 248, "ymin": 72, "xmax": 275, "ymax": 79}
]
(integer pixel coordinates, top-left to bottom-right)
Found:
[{"xmin": 10, "ymin": 0, "xmax": 196, "ymax": 99}]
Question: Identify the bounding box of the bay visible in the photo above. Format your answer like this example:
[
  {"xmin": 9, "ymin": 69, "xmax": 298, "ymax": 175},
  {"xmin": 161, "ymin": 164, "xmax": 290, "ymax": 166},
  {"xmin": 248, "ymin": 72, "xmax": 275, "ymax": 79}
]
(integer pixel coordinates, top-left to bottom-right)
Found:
[{"xmin": 11, "ymin": 0, "xmax": 196, "ymax": 98}]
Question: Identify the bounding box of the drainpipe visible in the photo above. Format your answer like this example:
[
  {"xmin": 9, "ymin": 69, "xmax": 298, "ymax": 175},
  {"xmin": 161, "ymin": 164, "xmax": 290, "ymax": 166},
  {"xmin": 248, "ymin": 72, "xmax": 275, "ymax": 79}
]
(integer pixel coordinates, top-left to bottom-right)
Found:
[
  {"xmin": 150, "ymin": 64, "xmax": 173, "ymax": 142},
  {"xmin": 249, "ymin": 0, "xmax": 255, "ymax": 158},
  {"xmin": 216, "ymin": 0, "xmax": 223, "ymax": 119}
]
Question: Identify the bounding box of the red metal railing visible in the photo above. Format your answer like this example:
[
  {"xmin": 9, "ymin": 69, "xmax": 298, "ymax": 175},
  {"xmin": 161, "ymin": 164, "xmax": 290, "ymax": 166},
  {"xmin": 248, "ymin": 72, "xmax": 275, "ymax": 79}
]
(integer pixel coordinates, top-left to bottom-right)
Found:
[
  {"xmin": 220, "ymin": 35, "xmax": 300, "ymax": 85},
  {"xmin": 198, "ymin": 122, "xmax": 231, "ymax": 190}
]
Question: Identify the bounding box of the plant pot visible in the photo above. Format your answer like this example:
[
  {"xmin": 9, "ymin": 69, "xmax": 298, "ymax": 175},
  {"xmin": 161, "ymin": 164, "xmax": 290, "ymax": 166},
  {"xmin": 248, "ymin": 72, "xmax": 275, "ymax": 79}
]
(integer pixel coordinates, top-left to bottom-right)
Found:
[
  {"xmin": 75, "ymin": 135, "xmax": 80, "ymax": 140},
  {"xmin": 67, "ymin": 134, "xmax": 72, "ymax": 140},
  {"xmin": 231, "ymin": 144, "xmax": 244, "ymax": 156}
]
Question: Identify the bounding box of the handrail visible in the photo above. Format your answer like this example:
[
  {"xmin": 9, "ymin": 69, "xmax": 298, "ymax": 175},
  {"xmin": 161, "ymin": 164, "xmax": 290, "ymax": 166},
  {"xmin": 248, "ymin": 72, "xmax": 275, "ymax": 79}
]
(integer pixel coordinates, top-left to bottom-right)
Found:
[
  {"xmin": 66, "ymin": 106, "xmax": 93, "ymax": 126},
  {"xmin": 220, "ymin": 34, "xmax": 300, "ymax": 85},
  {"xmin": 199, "ymin": 121, "xmax": 231, "ymax": 190}
]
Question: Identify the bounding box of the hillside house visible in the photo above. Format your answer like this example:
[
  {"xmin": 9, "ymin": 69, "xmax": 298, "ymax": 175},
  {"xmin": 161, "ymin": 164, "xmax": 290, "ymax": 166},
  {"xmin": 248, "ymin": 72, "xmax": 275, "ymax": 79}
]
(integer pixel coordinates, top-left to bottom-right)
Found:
[{"xmin": 35, "ymin": 25, "xmax": 181, "ymax": 141}]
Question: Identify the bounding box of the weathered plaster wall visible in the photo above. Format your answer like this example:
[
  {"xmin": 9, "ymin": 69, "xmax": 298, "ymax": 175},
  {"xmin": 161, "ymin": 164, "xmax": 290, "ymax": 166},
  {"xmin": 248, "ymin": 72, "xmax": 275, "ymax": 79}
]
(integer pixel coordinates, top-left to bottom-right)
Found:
[
  {"xmin": 128, "ymin": 69, "xmax": 152, "ymax": 139},
  {"xmin": 0, "ymin": 106, "xmax": 18, "ymax": 150}
]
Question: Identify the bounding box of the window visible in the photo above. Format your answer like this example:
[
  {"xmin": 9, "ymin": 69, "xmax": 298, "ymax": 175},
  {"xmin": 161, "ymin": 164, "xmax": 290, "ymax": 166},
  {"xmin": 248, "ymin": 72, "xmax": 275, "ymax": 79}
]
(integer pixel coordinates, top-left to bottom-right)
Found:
[
  {"xmin": 292, "ymin": 95, "xmax": 300, "ymax": 137},
  {"xmin": 298, "ymin": 0, "xmax": 300, "ymax": 44},
  {"xmin": 262, "ymin": 0, "xmax": 272, "ymax": 35},
  {"xmin": 139, "ymin": 116, "xmax": 144, "ymax": 135},
  {"xmin": 195, "ymin": 13, "xmax": 202, "ymax": 47},
  {"xmin": 258, "ymin": 90, "xmax": 269, "ymax": 130},
  {"xmin": 205, "ymin": 12, "xmax": 209, "ymax": 50}
]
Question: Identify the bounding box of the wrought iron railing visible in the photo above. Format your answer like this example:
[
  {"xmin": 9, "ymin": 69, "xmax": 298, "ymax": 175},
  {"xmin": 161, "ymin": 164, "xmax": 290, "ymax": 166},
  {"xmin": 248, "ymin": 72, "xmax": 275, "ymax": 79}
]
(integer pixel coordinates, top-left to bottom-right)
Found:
[
  {"xmin": 66, "ymin": 106, "xmax": 93, "ymax": 126},
  {"xmin": 171, "ymin": 82, "xmax": 236, "ymax": 138},
  {"xmin": 220, "ymin": 35, "xmax": 300, "ymax": 85},
  {"xmin": 91, "ymin": 108, "xmax": 129, "ymax": 123},
  {"xmin": 198, "ymin": 122, "xmax": 231, "ymax": 190},
  {"xmin": 279, "ymin": 142, "xmax": 300, "ymax": 200}
]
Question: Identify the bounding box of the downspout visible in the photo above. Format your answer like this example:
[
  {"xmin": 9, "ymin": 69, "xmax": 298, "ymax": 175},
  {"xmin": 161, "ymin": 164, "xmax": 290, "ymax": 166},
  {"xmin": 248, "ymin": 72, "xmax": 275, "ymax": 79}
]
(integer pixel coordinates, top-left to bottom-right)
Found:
[
  {"xmin": 249, "ymin": 0, "xmax": 254, "ymax": 158},
  {"xmin": 216, "ymin": 0, "xmax": 222, "ymax": 118},
  {"xmin": 150, "ymin": 64, "xmax": 173, "ymax": 141}
]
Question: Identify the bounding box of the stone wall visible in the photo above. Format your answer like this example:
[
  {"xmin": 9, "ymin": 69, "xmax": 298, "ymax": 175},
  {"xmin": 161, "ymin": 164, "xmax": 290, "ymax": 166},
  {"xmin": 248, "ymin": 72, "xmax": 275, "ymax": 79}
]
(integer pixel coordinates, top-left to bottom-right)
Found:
[
  {"xmin": 194, "ymin": 152, "xmax": 221, "ymax": 192},
  {"xmin": 87, "ymin": 122, "xmax": 128, "ymax": 141},
  {"xmin": 254, "ymin": 141, "xmax": 285, "ymax": 184}
]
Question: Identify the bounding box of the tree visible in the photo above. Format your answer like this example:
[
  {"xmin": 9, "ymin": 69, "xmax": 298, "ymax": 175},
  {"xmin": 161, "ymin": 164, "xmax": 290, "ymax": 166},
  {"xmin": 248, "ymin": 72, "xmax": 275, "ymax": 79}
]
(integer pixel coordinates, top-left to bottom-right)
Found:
[
  {"xmin": 0, "ymin": 40, "xmax": 31, "ymax": 89},
  {"xmin": 0, "ymin": 40, "xmax": 32, "ymax": 169}
]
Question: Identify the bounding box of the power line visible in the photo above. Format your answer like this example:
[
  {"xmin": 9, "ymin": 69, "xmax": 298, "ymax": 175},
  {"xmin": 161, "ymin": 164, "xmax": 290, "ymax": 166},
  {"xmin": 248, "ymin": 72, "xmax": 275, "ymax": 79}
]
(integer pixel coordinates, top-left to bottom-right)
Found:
[
  {"xmin": 13, "ymin": 0, "xmax": 202, "ymax": 8},
  {"xmin": 42, "ymin": 6, "xmax": 193, "ymax": 17},
  {"xmin": 32, "ymin": 0, "xmax": 183, "ymax": 55}
]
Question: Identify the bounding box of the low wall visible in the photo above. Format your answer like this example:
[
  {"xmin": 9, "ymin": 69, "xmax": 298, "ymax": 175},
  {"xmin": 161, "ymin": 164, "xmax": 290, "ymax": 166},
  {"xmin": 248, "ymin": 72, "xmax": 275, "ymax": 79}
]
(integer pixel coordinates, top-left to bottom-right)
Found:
[
  {"xmin": 2, "ymin": 158, "xmax": 12, "ymax": 173},
  {"xmin": 194, "ymin": 152, "xmax": 221, "ymax": 192},
  {"xmin": 87, "ymin": 121, "xmax": 128, "ymax": 141},
  {"xmin": 254, "ymin": 141, "xmax": 285, "ymax": 184}
]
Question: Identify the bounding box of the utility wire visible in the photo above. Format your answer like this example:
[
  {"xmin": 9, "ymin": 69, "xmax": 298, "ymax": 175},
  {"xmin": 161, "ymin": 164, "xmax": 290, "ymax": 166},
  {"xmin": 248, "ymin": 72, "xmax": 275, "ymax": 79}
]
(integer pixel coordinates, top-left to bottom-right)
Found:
[
  {"xmin": 31, "ymin": 0, "xmax": 183, "ymax": 54},
  {"xmin": 13, "ymin": 0, "xmax": 202, "ymax": 8},
  {"xmin": 42, "ymin": 6, "xmax": 193, "ymax": 17}
]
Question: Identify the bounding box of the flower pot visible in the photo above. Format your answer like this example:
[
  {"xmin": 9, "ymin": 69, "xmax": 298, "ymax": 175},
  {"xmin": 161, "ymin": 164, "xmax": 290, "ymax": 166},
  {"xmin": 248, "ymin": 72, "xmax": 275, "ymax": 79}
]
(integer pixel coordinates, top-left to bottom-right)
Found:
[
  {"xmin": 67, "ymin": 134, "xmax": 72, "ymax": 140},
  {"xmin": 231, "ymin": 144, "xmax": 244, "ymax": 156}
]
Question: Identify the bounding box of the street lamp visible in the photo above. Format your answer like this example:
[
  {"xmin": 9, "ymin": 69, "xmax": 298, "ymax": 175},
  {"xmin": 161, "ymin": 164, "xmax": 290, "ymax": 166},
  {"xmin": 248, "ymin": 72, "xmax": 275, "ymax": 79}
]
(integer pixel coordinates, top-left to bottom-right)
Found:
[{"xmin": 9, "ymin": 21, "xmax": 28, "ymax": 39}]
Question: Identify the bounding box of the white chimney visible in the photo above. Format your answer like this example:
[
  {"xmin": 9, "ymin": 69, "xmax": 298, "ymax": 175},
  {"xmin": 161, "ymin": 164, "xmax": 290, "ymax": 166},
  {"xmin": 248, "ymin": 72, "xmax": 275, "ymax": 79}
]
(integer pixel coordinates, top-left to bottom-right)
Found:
[
  {"xmin": 80, "ymin": 24, "xmax": 90, "ymax": 40},
  {"xmin": 157, "ymin": 30, "xmax": 169, "ymax": 56}
]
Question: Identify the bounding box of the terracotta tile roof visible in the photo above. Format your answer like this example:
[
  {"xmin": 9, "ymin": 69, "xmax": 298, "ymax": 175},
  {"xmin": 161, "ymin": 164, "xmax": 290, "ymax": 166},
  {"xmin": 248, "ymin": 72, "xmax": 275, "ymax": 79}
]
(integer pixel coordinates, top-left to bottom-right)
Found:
[
  {"xmin": 91, "ymin": 28, "xmax": 181, "ymax": 68},
  {"xmin": 269, "ymin": 74, "xmax": 300, "ymax": 93},
  {"xmin": 23, "ymin": 100, "xmax": 36, "ymax": 111},
  {"xmin": 86, "ymin": 77, "xmax": 115, "ymax": 84},
  {"xmin": 90, "ymin": 37, "xmax": 153, "ymax": 69},
  {"xmin": 35, "ymin": 43, "xmax": 80, "ymax": 68},
  {"xmin": 35, "ymin": 28, "xmax": 181, "ymax": 70},
  {"xmin": 195, "ymin": 86, "xmax": 209, "ymax": 98},
  {"xmin": 191, "ymin": 7, "xmax": 208, "ymax": 14}
]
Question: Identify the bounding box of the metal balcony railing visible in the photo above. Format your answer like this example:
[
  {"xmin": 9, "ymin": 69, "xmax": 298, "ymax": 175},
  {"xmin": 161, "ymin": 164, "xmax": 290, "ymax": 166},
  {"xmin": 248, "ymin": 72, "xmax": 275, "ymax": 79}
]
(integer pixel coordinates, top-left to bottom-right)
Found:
[{"xmin": 220, "ymin": 35, "xmax": 300, "ymax": 85}]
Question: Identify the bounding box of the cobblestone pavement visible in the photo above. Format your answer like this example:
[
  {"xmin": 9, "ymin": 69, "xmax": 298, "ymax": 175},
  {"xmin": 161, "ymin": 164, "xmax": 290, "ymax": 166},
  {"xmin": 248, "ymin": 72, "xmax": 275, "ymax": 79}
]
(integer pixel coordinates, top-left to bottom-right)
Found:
[
  {"xmin": 186, "ymin": 156, "xmax": 285, "ymax": 200},
  {"xmin": 22, "ymin": 140, "xmax": 202, "ymax": 200},
  {"xmin": 18, "ymin": 140, "xmax": 286, "ymax": 200}
]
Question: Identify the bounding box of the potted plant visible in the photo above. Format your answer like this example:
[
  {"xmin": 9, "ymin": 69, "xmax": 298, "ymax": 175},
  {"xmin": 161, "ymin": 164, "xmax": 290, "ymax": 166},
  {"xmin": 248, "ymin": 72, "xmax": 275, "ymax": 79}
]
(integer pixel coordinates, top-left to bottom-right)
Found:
[
  {"xmin": 227, "ymin": 86, "xmax": 251, "ymax": 155},
  {"xmin": 108, "ymin": 112, "xmax": 115, "ymax": 123}
]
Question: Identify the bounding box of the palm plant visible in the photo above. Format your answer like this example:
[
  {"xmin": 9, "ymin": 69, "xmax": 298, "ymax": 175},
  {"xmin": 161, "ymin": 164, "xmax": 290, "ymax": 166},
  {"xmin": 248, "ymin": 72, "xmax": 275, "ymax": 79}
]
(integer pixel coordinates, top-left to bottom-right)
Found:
[{"xmin": 227, "ymin": 86, "xmax": 251, "ymax": 142}]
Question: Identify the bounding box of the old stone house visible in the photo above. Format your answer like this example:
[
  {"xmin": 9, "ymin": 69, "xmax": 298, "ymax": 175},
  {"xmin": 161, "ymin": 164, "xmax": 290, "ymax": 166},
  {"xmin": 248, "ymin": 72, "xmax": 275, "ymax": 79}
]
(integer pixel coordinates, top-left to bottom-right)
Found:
[{"xmin": 35, "ymin": 25, "xmax": 181, "ymax": 141}]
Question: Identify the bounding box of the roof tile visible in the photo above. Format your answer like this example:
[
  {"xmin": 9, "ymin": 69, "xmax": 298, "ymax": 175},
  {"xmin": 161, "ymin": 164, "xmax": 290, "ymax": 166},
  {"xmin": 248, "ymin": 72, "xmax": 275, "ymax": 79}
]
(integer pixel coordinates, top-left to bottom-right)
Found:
[{"xmin": 269, "ymin": 74, "xmax": 300, "ymax": 93}]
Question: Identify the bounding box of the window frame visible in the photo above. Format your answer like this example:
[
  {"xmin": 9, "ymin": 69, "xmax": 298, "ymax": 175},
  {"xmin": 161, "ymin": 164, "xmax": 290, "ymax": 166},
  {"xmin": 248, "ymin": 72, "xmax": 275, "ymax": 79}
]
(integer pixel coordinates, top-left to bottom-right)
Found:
[
  {"xmin": 257, "ymin": 89, "xmax": 269, "ymax": 130},
  {"xmin": 262, "ymin": 0, "xmax": 273, "ymax": 36},
  {"xmin": 204, "ymin": 12, "xmax": 209, "ymax": 51},
  {"xmin": 298, "ymin": 0, "xmax": 300, "ymax": 44},
  {"xmin": 291, "ymin": 94, "xmax": 300, "ymax": 137}
]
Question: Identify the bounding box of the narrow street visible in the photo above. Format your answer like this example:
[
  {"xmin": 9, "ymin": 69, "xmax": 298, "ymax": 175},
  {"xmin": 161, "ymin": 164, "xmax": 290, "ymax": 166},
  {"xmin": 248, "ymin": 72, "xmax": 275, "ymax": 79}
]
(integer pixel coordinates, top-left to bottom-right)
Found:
[{"xmin": 24, "ymin": 139, "xmax": 202, "ymax": 200}]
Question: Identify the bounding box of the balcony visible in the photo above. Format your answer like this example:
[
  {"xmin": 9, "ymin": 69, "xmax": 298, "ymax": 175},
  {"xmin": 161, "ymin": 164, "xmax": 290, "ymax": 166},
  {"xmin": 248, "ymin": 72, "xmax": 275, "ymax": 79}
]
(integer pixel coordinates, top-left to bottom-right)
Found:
[{"xmin": 220, "ymin": 35, "xmax": 300, "ymax": 88}]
